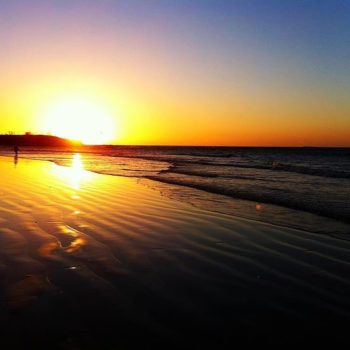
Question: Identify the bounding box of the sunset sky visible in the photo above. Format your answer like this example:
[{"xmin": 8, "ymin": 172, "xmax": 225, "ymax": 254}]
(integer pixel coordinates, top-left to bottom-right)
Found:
[{"xmin": 0, "ymin": 0, "xmax": 349, "ymax": 146}]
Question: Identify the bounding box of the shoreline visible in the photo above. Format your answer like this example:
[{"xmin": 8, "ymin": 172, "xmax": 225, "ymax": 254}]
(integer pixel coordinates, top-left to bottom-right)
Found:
[{"xmin": 2, "ymin": 153, "xmax": 349, "ymax": 236}]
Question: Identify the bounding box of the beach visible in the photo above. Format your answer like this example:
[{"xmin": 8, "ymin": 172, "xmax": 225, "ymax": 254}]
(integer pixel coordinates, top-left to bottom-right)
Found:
[{"xmin": 1, "ymin": 155, "xmax": 350, "ymax": 348}]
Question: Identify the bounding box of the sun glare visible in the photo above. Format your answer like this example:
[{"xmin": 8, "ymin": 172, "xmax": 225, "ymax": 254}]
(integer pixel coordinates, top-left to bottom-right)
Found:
[{"xmin": 41, "ymin": 97, "xmax": 116, "ymax": 144}]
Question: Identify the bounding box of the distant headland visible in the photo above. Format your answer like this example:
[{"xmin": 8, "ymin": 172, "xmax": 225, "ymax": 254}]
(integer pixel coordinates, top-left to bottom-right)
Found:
[{"xmin": 0, "ymin": 133, "xmax": 82, "ymax": 147}]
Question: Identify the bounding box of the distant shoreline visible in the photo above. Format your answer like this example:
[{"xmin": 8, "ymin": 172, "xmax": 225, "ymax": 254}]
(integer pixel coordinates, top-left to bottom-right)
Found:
[{"xmin": 0, "ymin": 135, "xmax": 349, "ymax": 148}]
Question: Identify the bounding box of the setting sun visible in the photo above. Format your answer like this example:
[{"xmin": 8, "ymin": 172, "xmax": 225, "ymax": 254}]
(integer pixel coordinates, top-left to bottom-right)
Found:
[{"xmin": 41, "ymin": 97, "xmax": 116, "ymax": 144}]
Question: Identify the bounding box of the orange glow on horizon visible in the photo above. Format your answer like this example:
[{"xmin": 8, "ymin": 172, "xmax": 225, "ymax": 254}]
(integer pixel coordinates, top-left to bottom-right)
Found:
[{"xmin": 1, "ymin": 80, "xmax": 348, "ymax": 147}]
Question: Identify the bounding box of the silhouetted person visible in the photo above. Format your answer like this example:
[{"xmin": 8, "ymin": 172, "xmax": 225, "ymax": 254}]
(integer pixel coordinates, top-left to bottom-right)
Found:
[
  {"xmin": 14, "ymin": 154, "xmax": 18, "ymax": 167},
  {"xmin": 13, "ymin": 145, "xmax": 19, "ymax": 167}
]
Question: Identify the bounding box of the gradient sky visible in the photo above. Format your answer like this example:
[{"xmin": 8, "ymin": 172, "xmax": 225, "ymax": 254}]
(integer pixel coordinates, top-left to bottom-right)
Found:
[{"xmin": 0, "ymin": 0, "xmax": 349, "ymax": 146}]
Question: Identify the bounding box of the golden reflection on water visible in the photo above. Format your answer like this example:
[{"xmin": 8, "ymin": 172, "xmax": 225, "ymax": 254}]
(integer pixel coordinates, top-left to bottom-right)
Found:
[
  {"xmin": 53, "ymin": 153, "xmax": 93, "ymax": 189},
  {"xmin": 70, "ymin": 153, "xmax": 86, "ymax": 189},
  {"xmin": 65, "ymin": 237, "xmax": 86, "ymax": 253},
  {"xmin": 59, "ymin": 224, "xmax": 79, "ymax": 237},
  {"xmin": 49, "ymin": 157, "xmax": 91, "ymax": 254},
  {"xmin": 58, "ymin": 224, "xmax": 86, "ymax": 253}
]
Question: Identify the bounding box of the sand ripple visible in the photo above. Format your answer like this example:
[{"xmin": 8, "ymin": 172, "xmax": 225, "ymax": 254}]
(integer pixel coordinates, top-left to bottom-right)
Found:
[{"xmin": 1, "ymin": 156, "xmax": 350, "ymax": 347}]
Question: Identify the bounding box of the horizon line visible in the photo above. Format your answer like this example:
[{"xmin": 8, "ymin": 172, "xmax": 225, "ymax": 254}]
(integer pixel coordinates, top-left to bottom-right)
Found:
[{"xmin": 1, "ymin": 134, "xmax": 349, "ymax": 148}]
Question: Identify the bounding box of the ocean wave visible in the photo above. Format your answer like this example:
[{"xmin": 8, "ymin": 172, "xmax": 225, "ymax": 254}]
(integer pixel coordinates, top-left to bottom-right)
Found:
[
  {"xmin": 147, "ymin": 173, "xmax": 350, "ymax": 224},
  {"xmin": 97, "ymin": 154, "xmax": 350, "ymax": 180}
]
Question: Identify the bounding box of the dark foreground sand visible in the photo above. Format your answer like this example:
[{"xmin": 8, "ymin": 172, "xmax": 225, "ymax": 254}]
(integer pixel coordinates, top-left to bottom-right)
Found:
[{"xmin": 1, "ymin": 155, "xmax": 350, "ymax": 348}]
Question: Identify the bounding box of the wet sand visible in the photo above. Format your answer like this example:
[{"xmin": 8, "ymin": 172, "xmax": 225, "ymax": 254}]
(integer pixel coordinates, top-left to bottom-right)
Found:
[{"xmin": 1, "ymin": 155, "xmax": 350, "ymax": 348}]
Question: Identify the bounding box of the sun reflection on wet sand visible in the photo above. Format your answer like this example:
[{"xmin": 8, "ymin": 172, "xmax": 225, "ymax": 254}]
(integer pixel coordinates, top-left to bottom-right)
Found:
[
  {"xmin": 70, "ymin": 154, "xmax": 87, "ymax": 190},
  {"xmin": 65, "ymin": 237, "xmax": 86, "ymax": 253},
  {"xmin": 47, "ymin": 157, "xmax": 92, "ymax": 255},
  {"xmin": 52, "ymin": 153, "xmax": 94, "ymax": 190},
  {"xmin": 57, "ymin": 224, "xmax": 86, "ymax": 253}
]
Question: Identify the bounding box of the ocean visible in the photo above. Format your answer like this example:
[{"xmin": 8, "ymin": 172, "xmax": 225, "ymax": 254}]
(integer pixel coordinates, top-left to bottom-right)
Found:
[{"xmin": 1, "ymin": 146, "xmax": 350, "ymax": 235}]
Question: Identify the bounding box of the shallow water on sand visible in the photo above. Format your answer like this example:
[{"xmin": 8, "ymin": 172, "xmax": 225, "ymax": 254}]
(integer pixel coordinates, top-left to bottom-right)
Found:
[
  {"xmin": 1, "ymin": 156, "xmax": 350, "ymax": 347},
  {"xmin": 1, "ymin": 146, "xmax": 349, "ymax": 235}
]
